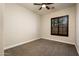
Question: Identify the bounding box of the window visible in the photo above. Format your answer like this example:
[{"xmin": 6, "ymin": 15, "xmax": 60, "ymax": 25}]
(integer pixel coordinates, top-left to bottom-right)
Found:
[{"xmin": 51, "ymin": 15, "xmax": 69, "ymax": 36}]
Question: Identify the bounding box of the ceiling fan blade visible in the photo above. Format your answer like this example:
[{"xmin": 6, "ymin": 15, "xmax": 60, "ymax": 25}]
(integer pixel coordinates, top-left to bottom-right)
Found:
[
  {"xmin": 39, "ymin": 7, "xmax": 42, "ymax": 10},
  {"xmin": 45, "ymin": 3, "xmax": 54, "ymax": 5},
  {"xmin": 34, "ymin": 3, "xmax": 42, "ymax": 5},
  {"xmin": 46, "ymin": 6, "xmax": 50, "ymax": 10}
]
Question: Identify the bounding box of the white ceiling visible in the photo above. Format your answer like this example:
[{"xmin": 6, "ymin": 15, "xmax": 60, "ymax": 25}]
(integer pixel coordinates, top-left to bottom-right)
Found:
[{"xmin": 19, "ymin": 3, "xmax": 76, "ymax": 15}]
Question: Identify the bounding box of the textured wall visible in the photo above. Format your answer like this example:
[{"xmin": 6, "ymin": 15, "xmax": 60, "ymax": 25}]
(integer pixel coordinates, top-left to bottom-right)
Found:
[{"xmin": 76, "ymin": 4, "xmax": 79, "ymax": 54}]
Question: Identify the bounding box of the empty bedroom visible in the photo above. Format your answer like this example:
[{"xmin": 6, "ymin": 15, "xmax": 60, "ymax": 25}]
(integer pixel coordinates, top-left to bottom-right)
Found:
[{"xmin": 0, "ymin": 3, "xmax": 79, "ymax": 56}]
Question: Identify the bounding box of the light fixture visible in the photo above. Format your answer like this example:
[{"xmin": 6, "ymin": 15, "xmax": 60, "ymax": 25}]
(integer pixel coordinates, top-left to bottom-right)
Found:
[{"xmin": 42, "ymin": 4, "xmax": 46, "ymax": 8}]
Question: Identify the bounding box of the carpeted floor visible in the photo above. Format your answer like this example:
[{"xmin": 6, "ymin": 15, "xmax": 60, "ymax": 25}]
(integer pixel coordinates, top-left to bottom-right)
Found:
[{"xmin": 4, "ymin": 39, "xmax": 78, "ymax": 56}]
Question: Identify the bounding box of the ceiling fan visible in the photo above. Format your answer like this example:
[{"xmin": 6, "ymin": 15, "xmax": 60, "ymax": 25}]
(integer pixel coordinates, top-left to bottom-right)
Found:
[{"xmin": 33, "ymin": 3, "xmax": 54, "ymax": 10}]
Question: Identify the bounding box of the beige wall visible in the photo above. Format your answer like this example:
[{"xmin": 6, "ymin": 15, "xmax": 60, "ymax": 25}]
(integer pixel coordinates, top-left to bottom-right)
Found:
[
  {"xmin": 3, "ymin": 4, "xmax": 40, "ymax": 49},
  {"xmin": 40, "ymin": 6, "xmax": 76, "ymax": 44},
  {"xmin": 76, "ymin": 4, "xmax": 79, "ymax": 54},
  {"xmin": 0, "ymin": 4, "xmax": 4, "ymax": 56}
]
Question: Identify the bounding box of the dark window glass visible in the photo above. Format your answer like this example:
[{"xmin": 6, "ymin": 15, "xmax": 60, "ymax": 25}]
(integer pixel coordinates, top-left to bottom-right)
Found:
[{"xmin": 51, "ymin": 15, "xmax": 68, "ymax": 36}]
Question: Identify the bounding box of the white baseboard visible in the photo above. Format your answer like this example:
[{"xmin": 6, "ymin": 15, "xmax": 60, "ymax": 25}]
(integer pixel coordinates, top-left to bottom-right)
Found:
[
  {"xmin": 40, "ymin": 38, "xmax": 75, "ymax": 45},
  {"xmin": 4, "ymin": 38, "xmax": 39, "ymax": 50},
  {"xmin": 75, "ymin": 45, "xmax": 79, "ymax": 54}
]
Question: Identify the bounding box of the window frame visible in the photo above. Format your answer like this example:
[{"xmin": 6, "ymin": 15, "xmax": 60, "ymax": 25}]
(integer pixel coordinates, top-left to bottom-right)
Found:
[{"xmin": 51, "ymin": 15, "xmax": 69, "ymax": 37}]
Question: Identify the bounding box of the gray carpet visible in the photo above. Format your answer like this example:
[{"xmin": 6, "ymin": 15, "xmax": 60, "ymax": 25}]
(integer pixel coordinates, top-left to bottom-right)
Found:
[{"xmin": 4, "ymin": 39, "xmax": 78, "ymax": 56}]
